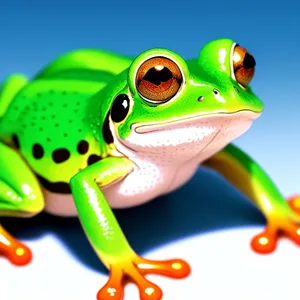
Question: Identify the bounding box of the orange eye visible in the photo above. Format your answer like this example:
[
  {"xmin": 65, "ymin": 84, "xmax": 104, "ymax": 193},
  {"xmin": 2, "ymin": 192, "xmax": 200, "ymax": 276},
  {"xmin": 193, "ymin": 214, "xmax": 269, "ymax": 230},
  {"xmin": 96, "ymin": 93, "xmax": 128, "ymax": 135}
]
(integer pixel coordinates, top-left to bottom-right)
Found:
[
  {"xmin": 232, "ymin": 45, "xmax": 256, "ymax": 87},
  {"xmin": 135, "ymin": 56, "xmax": 183, "ymax": 103}
]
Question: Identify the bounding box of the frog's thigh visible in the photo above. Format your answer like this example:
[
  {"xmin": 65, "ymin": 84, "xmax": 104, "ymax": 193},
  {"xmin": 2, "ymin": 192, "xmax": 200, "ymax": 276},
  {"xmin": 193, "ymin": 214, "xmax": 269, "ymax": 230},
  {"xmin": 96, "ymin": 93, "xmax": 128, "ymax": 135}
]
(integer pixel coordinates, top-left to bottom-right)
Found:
[
  {"xmin": 0, "ymin": 142, "xmax": 44, "ymax": 216},
  {"xmin": 203, "ymin": 143, "xmax": 288, "ymax": 215}
]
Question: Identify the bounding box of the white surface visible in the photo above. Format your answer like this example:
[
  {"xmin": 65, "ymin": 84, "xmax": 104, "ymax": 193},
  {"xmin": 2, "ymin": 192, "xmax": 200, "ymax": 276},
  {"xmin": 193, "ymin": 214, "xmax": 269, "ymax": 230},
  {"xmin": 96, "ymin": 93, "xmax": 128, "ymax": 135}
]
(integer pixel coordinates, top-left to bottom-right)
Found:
[{"xmin": 1, "ymin": 226, "xmax": 299, "ymax": 300}]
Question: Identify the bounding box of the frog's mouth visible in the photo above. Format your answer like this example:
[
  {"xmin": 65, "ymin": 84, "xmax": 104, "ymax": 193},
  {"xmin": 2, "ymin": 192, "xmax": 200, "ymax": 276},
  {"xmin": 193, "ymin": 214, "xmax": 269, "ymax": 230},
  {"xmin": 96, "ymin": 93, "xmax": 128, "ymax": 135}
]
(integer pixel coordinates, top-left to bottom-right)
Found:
[
  {"xmin": 112, "ymin": 109, "xmax": 260, "ymax": 160},
  {"xmin": 132, "ymin": 109, "xmax": 261, "ymax": 134}
]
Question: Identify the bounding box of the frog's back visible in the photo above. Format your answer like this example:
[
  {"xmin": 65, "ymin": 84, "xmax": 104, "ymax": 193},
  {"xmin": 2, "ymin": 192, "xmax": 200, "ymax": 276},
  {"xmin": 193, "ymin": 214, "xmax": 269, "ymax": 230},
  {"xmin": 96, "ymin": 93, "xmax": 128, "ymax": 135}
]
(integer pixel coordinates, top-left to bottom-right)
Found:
[{"xmin": 0, "ymin": 48, "xmax": 132, "ymax": 193}]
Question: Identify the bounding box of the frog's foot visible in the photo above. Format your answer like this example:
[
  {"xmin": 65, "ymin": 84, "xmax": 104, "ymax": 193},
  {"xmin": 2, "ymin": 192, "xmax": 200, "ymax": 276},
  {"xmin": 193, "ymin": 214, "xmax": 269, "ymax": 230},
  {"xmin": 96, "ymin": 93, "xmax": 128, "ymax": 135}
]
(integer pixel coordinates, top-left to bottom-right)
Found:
[
  {"xmin": 97, "ymin": 254, "xmax": 190, "ymax": 300},
  {"xmin": 0, "ymin": 225, "xmax": 32, "ymax": 266},
  {"xmin": 251, "ymin": 195, "xmax": 300, "ymax": 254},
  {"xmin": 287, "ymin": 195, "xmax": 300, "ymax": 214}
]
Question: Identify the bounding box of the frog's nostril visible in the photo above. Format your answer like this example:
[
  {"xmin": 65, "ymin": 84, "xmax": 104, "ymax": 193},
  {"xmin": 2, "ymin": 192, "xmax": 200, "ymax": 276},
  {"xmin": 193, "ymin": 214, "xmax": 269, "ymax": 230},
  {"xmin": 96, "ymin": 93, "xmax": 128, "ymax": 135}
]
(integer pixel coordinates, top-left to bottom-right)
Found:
[
  {"xmin": 213, "ymin": 89, "xmax": 219, "ymax": 95},
  {"xmin": 198, "ymin": 96, "xmax": 204, "ymax": 102}
]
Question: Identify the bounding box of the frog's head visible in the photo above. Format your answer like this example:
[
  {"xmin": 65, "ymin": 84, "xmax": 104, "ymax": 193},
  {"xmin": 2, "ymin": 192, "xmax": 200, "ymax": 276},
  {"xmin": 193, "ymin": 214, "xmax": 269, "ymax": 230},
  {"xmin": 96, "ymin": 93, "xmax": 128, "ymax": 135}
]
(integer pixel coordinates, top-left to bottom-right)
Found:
[{"xmin": 102, "ymin": 39, "xmax": 263, "ymax": 160}]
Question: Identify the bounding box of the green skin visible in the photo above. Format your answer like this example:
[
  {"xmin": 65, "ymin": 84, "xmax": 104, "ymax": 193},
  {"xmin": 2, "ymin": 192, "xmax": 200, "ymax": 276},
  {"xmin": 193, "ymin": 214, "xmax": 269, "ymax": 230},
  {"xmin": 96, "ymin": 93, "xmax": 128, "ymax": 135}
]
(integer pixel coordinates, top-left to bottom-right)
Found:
[{"xmin": 0, "ymin": 39, "xmax": 299, "ymax": 300}]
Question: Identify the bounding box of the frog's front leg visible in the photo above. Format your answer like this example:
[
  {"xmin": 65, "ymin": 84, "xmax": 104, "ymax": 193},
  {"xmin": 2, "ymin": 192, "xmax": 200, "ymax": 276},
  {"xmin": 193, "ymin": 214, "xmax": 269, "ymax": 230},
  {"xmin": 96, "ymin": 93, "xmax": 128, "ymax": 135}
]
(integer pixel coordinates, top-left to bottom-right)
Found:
[
  {"xmin": 70, "ymin": 156, "xmax": 190, "ymax": 300},
  {"xmin": 0, "ymin": 142, "xmax": 44, "ymax": 265},
  {"xmin": 203, "ymin": 143, "xmax": 300, "ymax": 254}
]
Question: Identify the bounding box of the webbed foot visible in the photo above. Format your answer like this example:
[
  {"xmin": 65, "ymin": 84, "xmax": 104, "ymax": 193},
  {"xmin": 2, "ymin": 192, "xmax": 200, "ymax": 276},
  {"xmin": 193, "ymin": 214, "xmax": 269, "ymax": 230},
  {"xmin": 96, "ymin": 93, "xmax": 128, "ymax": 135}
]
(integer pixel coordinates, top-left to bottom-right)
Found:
[
  {"xmin": 97, "ymin": 254, "xmax": 190, "ymax": 300},
  {"xmin": 251, "ymin": 195, "xmax": 300, "ymax": 254}
]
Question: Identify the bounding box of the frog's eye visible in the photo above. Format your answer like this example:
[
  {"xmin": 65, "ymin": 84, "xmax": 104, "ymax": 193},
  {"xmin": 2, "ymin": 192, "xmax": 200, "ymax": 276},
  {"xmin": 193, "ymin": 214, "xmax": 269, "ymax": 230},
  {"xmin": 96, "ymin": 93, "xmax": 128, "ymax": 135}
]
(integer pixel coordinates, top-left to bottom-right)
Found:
[
  {"xmin": 135, "ymin": 56, "xmax": 183, "ymax": 103},
  {"xmin": 232, "ymin": 45, "xmax": 256, "ymax": 88}
]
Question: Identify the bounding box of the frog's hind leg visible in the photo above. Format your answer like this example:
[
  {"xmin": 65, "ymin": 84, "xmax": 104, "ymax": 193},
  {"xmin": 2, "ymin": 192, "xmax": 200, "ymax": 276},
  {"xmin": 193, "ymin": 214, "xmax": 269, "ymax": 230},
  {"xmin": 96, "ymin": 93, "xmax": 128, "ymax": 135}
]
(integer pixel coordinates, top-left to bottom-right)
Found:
[
  {"xmin": 0, "ymin": 74, "xmax": 28, "ymax": 118},
  {"xmin": 33, "ymin": 49, "xmax": 133, "ymax": 81},
  {"xmin": 203, "ymin": 143, "xmax": 300, "ymax": 254},
  {"xmin": 0, "ymin": 142, "xmax": 44, "ymax": 265}
]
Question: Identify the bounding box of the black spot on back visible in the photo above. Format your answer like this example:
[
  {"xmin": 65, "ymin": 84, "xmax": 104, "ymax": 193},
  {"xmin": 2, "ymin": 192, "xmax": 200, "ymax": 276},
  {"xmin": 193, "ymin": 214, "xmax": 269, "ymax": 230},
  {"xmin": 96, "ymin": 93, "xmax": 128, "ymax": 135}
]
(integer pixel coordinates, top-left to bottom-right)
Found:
[
  {"xmin": 12, "ymin": 134, "xmax": 20, "ymax": 149},
  {"xmin": 33, "ymin": 143, "xmax": 44, "ymax": 159},
  {"xmin": 77, "ymin": 140, "xmax": 89, "ymax": 154},
  {"xmin": 103, "ymin": 113, "xmax": 114, "ymax": 144},
  {"xmin": 87, "ymin": 154, "xmax": 102, "ymax": 166},
  {"xmin": 52, "ymin": 148, "xmax": 70, "ymax": 163},
  {"xmin": 37, "ymin": 174, "xmax": 71, "ymax": 194}
]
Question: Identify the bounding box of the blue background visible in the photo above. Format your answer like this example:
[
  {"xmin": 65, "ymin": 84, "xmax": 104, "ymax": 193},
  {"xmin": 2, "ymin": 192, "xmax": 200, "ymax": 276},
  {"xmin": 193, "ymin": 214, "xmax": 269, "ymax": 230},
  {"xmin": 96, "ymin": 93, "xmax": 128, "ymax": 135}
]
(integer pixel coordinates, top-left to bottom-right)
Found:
[{"xmin": 1, "ymin": 0, "xmax": 300, "ymax": 274}]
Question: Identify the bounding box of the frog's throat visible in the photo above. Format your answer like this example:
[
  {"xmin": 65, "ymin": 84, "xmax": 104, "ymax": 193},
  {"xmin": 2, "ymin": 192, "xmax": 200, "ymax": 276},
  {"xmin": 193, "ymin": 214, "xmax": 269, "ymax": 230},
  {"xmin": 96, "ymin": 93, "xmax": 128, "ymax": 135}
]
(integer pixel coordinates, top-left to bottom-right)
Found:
[{"xmin": 132, "ymin": 110, "xmax": 261, "ymax": 134}]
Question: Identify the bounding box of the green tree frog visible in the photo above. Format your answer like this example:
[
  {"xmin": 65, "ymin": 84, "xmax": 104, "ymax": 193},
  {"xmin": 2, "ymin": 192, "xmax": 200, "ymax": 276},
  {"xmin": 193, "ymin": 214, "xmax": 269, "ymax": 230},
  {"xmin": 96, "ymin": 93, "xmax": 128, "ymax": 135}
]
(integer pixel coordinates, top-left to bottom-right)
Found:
[{"xmin": 0, "ymin": 38, "xmax": 299, "ymax": 300}]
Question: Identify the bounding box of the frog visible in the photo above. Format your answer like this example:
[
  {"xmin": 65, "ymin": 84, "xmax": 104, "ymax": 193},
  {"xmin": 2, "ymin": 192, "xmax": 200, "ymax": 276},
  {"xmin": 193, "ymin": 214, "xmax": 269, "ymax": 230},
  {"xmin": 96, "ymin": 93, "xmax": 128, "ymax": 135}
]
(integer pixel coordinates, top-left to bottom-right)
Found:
[{"xmin": 0, "ymin": 38, "xmax": 300, "ymax": 300}]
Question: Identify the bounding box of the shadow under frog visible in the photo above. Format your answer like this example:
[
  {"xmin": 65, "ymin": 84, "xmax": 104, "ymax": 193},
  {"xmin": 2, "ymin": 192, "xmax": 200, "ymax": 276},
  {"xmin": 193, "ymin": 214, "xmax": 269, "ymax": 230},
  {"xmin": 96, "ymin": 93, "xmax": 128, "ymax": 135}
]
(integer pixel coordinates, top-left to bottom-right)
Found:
[{"xmin": 1, "ymin": 167, "xmax": 265, "ymax": 274}]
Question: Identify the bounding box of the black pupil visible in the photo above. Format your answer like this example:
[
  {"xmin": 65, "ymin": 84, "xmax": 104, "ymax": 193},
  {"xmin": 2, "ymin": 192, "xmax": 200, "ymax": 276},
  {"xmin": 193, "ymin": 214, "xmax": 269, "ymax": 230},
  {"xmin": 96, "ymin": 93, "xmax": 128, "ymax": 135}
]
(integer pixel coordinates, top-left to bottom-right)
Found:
[
  {"xmin": 143, "ymin": 66, "xmax": 173, "ymax": 86},
  {"xmin": 110, "ymin": 94, "xmax": 130, "ymax": 123},
  {"xmin": 243, "ymin": 53, "xmax": 256, "ymax": 69}
]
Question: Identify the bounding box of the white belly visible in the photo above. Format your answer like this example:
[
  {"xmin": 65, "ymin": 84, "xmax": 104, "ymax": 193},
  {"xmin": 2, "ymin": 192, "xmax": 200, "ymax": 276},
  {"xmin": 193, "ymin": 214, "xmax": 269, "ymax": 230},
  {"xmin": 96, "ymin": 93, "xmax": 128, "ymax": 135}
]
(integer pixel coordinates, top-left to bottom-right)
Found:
[{"xmin": 43, "ymin": 159, "xmax": 200, "ymax": 216}]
